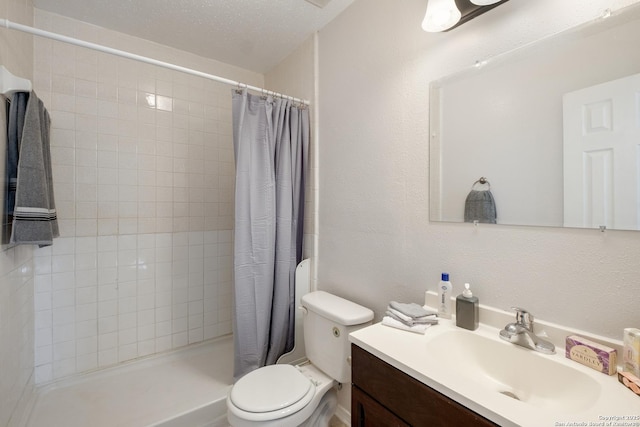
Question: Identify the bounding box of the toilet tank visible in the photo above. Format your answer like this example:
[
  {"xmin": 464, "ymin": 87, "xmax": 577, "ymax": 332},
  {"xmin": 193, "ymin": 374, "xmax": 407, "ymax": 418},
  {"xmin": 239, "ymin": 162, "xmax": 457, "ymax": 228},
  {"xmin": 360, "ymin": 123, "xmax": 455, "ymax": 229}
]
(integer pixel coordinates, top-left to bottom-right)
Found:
[{"xmin": 301, "ymin": 291, "xmax": 373, "ymax": 384}]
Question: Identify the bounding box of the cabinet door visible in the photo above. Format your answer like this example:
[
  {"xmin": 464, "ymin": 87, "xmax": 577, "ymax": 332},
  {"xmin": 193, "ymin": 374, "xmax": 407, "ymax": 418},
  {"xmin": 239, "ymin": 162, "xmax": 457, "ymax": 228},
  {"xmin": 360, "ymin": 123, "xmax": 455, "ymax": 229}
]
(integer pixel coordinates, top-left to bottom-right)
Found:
[
  {"xmin": 352, "ymin": 344, "xmax": 498, "ymax": 427},
  {"xmin": 352, "ymin": 385, "xmax": 410, "ymax": 427}
]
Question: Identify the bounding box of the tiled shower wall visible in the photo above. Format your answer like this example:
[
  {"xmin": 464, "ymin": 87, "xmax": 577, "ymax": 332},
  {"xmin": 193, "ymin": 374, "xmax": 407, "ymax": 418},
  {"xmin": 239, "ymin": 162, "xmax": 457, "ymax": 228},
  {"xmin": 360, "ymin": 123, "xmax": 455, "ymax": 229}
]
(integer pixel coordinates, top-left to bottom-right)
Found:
[
  {"xmin": 31, "ymin": 10, "xmax": 263, "ymax": 383},
  {"xmin": 0, "ymin": 0, "xmax": 36, "ymax": 424},
  {"xmin": 0, "ymin": 243, "xmax": 34, "ymax": 426}
]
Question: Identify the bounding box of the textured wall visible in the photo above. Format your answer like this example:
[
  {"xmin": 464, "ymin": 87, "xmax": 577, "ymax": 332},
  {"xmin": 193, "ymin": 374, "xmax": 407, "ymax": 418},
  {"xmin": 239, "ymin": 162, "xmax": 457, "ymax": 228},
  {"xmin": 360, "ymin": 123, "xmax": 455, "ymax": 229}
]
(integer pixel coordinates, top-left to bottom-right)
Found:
[{"xmin": 317, "ymin": 0, "xmax": 640, "ymax": 340}]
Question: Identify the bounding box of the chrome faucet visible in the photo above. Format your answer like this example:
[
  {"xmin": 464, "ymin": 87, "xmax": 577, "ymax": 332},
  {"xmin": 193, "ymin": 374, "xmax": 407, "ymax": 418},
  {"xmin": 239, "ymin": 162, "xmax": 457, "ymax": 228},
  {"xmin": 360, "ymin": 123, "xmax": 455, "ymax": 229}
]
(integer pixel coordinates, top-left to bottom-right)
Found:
[{"xmin": 499, "ymin": 307, "xmax": 555, "ymax": 354}]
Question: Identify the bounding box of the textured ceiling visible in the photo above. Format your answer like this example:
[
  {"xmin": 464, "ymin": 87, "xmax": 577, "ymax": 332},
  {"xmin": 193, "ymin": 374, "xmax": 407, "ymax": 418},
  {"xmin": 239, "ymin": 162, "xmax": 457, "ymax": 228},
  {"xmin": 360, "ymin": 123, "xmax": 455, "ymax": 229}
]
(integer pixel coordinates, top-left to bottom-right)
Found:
[{"xmin": 32, "ymin": 0, "xmax": 355, "ymax": 73}]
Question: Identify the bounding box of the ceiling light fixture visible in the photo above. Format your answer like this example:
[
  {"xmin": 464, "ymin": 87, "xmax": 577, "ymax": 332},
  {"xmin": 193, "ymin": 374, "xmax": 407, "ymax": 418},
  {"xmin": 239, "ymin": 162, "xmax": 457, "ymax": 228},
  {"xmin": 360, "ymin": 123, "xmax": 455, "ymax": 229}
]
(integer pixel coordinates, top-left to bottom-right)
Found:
[
  {"xmin": 422, "ymin": 0, "xmax": 509, "ymax": 33},
  {"xmin": 422, "ymin": 0, "xmax": 461, "ymax": 32}
]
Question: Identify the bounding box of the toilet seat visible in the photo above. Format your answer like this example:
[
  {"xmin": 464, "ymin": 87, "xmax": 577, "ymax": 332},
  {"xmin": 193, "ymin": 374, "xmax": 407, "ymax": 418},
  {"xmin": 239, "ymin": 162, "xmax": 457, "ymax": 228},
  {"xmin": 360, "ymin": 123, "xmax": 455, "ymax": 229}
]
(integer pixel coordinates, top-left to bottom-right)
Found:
[{"xmin": 229, "ymin": 364, "xmax": 316, "ymax": 421}]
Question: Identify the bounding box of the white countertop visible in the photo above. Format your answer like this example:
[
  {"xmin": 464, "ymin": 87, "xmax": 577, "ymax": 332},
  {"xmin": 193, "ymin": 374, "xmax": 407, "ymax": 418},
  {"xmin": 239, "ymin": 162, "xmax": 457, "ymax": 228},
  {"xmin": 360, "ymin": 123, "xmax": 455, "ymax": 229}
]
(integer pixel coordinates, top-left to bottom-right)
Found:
[{"xmin": 349, "ymin": 316, "xmax": 640, "ymax": 427}]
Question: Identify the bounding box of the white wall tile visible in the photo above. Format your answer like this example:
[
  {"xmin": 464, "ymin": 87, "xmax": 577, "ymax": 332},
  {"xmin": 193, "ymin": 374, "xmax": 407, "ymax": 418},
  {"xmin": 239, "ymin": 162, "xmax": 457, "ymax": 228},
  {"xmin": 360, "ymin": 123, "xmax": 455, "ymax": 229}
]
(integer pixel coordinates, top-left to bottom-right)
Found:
[
  {"xmin": 76, "ymin": 319, "xmax": 96, "ymax": 339},
  {"xmin": 138, "ymin": 340, "xmax": 155, "ymax": 357},
  {"xmin": 52, "ymin": 272, "xmax": 75, "ymax": 291},
  {"xmin": 53, "ymin": 358, "xmax": 76, "ymax": 379},
  {"xmin": 52, "ymin": 289, "xmax": 75, "ymax": 308},
  {"xmin": 35, "ymin": 310, "xmax": 53, "ymax": 331},
  {"xmin": 75, "ymin": 252, "xmax": 97, "ymax": 270},
  {"xmin": 76, "ymin": 353, "xmax": 97, "ymax": 372},
  {"xmin": 98, "ymin": 315, "xmax": 117, "ymax": 334},
  {"xmin": 35, "ymin": 365, "xmax": 53, "ymax": 384},
  {"xmin": 98, "ymin": 349, "xmax": 117, "ymax": 367},
  {"xmin": 35, "ymin": 292, "xmax": 52, "ymax": 312},
  {"xmin": 99, "ymin": 331, "xmax": 117, "ymax": 350},
  {"xmin": 52, "ymin": 254, "xmax": 75, "ymax": 273},
  {"xmin": 172, "ymin": 332, "xmax": 188, "ymax": 348},
  {"xmin": 76, "ymin": 80, "xmax": 98, "ymax": 99},
  {"xmin": 53, "ymin": 340, "xmax": 76, "ymax": 361}
]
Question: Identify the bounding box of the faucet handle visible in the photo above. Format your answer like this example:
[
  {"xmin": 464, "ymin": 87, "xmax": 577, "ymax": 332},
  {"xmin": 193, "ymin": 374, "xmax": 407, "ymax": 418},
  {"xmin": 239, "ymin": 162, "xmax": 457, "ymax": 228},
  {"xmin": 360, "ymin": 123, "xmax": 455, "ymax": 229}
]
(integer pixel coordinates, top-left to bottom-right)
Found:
[{"xmin": 511, "ymin": 307, "xmax": 534, "ymax": 330}]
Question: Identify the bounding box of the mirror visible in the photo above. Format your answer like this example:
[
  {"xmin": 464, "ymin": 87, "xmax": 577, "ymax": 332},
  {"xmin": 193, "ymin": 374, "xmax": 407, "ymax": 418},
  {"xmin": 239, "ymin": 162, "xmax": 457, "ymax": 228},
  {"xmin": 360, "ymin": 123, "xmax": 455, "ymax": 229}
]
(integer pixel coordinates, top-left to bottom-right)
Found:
[{"xmin": 430, "ymin": 3, "xmax": 640, "ymax": 230}]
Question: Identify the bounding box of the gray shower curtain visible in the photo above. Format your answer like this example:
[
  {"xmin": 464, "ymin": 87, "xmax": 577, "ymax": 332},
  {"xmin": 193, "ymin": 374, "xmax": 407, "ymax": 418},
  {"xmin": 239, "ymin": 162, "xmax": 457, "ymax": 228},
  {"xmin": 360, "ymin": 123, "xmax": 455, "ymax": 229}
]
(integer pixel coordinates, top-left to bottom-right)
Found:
[{"xmin": 231, "ymin": 89, "xmax": 309, "ymax": 381}]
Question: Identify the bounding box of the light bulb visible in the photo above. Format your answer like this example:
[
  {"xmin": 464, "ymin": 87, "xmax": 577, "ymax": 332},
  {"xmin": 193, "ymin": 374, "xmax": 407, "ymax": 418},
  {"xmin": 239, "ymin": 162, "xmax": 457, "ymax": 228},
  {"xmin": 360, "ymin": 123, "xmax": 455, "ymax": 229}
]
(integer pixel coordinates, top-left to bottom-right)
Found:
[
  {"xmin": 422, "ymin": 0, "xmax": 462, "ymax": 32},
  {"xmin": 470, "ymin": 0, "xmax": 502, "ymax": 5}
]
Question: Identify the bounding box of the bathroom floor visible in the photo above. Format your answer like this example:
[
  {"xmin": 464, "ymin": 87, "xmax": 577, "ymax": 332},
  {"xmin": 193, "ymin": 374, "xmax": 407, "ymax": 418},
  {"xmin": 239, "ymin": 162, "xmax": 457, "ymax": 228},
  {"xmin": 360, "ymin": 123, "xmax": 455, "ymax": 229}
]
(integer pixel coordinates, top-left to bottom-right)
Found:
[{"xmin": 26, "ymin": 336, "xmax": 234, "ymax": 427}]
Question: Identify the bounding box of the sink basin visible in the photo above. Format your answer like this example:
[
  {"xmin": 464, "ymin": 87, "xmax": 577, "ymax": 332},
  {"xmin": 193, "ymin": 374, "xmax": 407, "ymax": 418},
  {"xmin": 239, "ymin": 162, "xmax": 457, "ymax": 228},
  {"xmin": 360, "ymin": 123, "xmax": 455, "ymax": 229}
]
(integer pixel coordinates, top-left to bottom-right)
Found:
[{"xmin": 426, "ymin": 329, "xmax": 601, "ymax": 412}]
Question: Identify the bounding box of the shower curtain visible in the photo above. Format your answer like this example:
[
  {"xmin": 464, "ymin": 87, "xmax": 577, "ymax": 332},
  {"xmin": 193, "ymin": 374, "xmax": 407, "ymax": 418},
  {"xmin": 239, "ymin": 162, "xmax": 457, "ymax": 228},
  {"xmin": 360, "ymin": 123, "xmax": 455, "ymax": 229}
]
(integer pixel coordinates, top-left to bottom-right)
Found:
[{"xmin": 231, "ymin": 89, "xmax": 309, "ymax": 381}]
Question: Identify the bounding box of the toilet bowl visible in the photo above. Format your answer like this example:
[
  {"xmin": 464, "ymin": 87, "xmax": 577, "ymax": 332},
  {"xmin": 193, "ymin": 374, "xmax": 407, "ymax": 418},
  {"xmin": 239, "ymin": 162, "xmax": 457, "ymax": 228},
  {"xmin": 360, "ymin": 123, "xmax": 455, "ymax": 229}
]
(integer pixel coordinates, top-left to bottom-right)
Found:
[
  {"xmin": 227, "ymin": 288, "xmax": 374, "ymax": 427},
  {"xmin": 226, "ymin": 364, "xmax": 336, "ymax": 427}
]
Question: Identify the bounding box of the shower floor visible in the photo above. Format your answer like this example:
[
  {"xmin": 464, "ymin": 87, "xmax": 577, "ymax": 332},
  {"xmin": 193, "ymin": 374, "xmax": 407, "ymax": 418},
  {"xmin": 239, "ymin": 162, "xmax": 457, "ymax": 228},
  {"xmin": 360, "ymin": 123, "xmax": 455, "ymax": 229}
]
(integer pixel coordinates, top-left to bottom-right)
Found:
[{"xmin": 26, "ymin": 335, "xmax": 234, "ymax": 427}]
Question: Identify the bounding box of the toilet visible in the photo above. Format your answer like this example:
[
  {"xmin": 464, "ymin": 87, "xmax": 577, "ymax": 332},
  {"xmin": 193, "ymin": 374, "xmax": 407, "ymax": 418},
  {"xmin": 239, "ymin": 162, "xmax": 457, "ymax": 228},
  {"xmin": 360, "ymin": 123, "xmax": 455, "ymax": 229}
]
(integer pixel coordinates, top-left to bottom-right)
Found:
[{"xmin": 226, "ymin": 287, "xmax": 374, "ymax": 427}]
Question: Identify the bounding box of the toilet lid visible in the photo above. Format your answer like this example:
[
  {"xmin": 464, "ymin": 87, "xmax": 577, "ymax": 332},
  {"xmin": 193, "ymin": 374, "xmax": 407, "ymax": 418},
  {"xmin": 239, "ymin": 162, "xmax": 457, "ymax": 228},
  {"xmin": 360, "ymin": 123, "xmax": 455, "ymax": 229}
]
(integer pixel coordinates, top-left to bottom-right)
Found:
[{"xmin": 230, "ymin": 364, "xmax": 314, "ymax": 413}]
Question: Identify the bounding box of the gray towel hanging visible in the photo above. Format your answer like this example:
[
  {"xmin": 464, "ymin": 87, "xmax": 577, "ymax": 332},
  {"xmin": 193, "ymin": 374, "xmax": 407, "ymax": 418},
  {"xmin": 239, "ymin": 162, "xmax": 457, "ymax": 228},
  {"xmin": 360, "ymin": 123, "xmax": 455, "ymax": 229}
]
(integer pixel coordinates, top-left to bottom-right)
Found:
[
  {"xmin": 9, "ymin": 91, "xmax": 59, "ymax": 247},
  {"xmin": 464, "ymin": 177, "xmax": 497, "ymax": 224}
]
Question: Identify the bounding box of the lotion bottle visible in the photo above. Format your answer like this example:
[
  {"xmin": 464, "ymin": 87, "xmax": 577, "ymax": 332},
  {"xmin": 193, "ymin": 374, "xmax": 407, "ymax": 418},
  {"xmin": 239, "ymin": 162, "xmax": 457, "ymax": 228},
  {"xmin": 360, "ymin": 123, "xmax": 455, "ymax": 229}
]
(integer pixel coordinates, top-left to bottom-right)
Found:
[
  {"xmin": 456, "ymin": 283, "xmax": 479, "ymax": 330},
  {"xmin": 437, "ymin": 273, "xmax": 452, "ymax": 319}
]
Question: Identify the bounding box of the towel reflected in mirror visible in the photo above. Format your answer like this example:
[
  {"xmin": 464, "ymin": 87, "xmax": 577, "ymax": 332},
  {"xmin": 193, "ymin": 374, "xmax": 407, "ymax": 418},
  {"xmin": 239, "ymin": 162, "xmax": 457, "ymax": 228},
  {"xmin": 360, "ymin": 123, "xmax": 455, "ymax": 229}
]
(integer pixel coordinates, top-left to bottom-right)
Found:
[{"xmin": 464, "ymin": 178, "xmax": 497, "ymax": 224}]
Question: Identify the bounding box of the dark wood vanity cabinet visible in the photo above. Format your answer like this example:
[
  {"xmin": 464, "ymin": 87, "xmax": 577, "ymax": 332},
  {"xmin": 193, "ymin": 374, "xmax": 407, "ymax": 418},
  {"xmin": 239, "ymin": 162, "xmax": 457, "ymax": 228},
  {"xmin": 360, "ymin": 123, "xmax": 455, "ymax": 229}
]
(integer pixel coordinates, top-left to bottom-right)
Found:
[{"xmin": 351, "ymin": 344, "xmax": 498, "ymax": 427}]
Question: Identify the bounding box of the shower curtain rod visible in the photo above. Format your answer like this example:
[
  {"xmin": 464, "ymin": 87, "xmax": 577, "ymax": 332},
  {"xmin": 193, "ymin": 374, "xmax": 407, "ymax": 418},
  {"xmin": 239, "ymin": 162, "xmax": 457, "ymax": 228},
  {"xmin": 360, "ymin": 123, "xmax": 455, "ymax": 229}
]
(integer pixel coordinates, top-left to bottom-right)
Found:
[{"xmin": 0, "ymin": 18, "xmax": 310, "ymax": 105}]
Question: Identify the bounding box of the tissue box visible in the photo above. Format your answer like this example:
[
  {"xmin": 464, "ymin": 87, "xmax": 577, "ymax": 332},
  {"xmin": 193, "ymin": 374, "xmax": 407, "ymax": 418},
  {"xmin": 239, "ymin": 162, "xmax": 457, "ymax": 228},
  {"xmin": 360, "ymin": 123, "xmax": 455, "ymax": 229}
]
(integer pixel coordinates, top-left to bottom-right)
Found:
[
  {"xmin": 618, "ymin": 371, "xmax": 640, "ymax": 397},
  {"xmin": 623, "ymin": 328, "xmax": 640, "ymax": 377},
  {"xmin": 566, "ymin": 335, "xmax": 617, "ymax": 375}
]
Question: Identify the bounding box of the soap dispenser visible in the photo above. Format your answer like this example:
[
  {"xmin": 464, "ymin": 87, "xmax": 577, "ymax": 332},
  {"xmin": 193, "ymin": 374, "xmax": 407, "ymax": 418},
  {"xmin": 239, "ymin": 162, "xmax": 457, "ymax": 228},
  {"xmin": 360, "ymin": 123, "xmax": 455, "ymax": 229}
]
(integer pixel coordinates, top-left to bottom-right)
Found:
[{"xmin": 456, "ymin": 283, "xmax": 479, "ymax": 330}]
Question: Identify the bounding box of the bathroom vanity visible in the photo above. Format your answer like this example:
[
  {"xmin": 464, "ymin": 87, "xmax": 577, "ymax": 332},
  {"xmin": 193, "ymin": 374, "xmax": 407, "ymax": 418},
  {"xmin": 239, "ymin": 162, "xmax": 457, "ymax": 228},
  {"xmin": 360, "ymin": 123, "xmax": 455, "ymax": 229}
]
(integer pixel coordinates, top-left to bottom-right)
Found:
[
  {"xmin": 351, "ymin": 344, "xmax": 497, "ymax": 426},
  {"xmin": 349, "ymin": 303, "xmax": 640, "ymax": 427}
]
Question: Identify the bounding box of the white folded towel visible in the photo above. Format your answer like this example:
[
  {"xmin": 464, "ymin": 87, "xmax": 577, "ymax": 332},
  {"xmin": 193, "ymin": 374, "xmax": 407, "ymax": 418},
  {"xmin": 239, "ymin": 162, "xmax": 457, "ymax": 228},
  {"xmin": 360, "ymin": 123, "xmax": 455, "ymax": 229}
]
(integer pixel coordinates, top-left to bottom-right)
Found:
[
  {"xmin": 386, "ymin": 309, "xmax": 438, "ymax": 326},
  {"xmin": 382, "ymin": 316, "xmax": 431, "ymax": 334},
  {"xmin": 387, "ymin": 306, "xmax": 438, "ymax": 323},
  {"xmin": 389, "ymin": 301, "xmax": 436, "ymax": 318}
]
